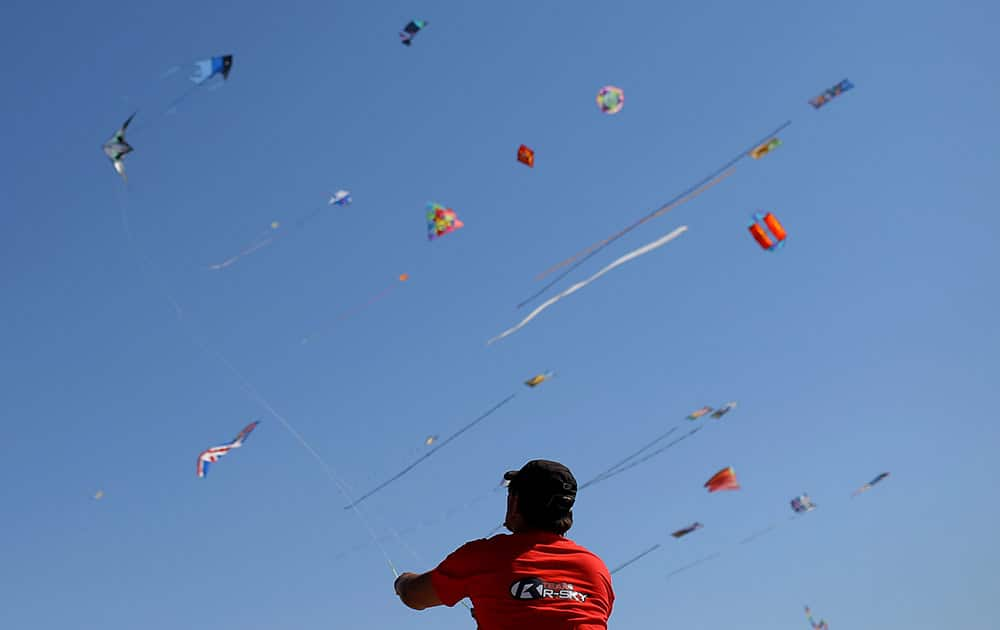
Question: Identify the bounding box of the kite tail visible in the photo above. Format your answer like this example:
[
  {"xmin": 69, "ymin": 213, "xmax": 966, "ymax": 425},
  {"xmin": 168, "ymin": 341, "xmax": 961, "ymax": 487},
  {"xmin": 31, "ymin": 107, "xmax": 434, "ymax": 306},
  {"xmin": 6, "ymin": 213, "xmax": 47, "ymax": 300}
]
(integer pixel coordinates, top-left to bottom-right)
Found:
[
  {"xmin": 344, "ymin": 393, "xmax": 519, "ymax": 509},
  {"xmin": 519, "ymin": 120, "xmax": 791, "ymax": 309}
]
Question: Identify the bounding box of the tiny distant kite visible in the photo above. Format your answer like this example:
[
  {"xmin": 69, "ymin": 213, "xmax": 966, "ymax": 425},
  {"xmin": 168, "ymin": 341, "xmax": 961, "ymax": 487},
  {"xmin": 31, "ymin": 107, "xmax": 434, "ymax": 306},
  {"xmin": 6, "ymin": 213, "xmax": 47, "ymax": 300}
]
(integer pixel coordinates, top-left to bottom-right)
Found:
[
  {"xmin": 424, "ymin": 435, "xmax": 439, "ymax": 446},
  {"xmin": 517, "ymin": 144, "xmax": 535, "ymax": 168},
  {"xmin": 748, "ymin": 211, "xmax": 787, "ymax": 251},
  {"xmin": 197, "ymin": 421, "xmax": 259, "ymax": 478},
  {"xmin": 93, "ymin": 490, "xmax": 105, "ymax": 500},
  {"xmin": 524, "ymin": 372, "xmax": 554, "ymax": 387},
  {"xmin": 190, "ymin": 54, "xmax": 233, "ymax": 85},
  {"xmin": 705, "ymin": 466, "xmax": 740, "ymax": 492},
  {"xmin": 597, "ymin": 86, "xmax": 624, "ymax": 114},
  {"xmin": 710, "ymin": 402, "xmax": 737, "ymax": 419},
  {"xmin": 103, "ymin": 113, "xmax": 136, "ymax": 183},
  {"xmin": 671, "ymin": 522, "xmax": 703, "ymax": 538},
  {"xmin": 805, "ymin": 606, "xmax": 829, "ymax": 630},
  {"xmin": 687, "ymin": 406, "xmax": 713, "ymax": 421},
  {"xmin": 809, "ymin": 79, "xmax": 853, "ymax": 109},
  {"xmin": 400, "ymin": 20, "xmax": 427, "ymax": 46},
  {"xmin": 791, "ymin": 494, "xmax": 817, "ymax": 513},
  {"xmin": 749, "ymin": 137, "xmax": 782, "ymax": 159},
  {"xmin": 852, "ymin": 472, "xmax": 890, "ymax": 497},
  {"xmin": 330, "ymin": 190, "xmax": 352, "ymax": 206},
  {"xmin": 427, "ymin": 203, "xmax": 464, "ymax": 240}
]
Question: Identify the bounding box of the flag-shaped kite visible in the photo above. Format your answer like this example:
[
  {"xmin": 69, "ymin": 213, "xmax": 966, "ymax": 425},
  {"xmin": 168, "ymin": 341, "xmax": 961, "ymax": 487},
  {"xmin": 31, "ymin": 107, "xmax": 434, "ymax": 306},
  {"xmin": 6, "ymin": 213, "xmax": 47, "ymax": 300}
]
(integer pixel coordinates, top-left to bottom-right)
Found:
[
  {"xmin": 710, "ymin": 402, "xmax": 737, "ymax": 419},
  {"xmin": 427, "ymin": 203, "xmax": 464, "ymax": 240},
  {"xmin": 809, "ymin": 79, "xmax": 853, "ymax": 109},
  {"xmin": 749, "ymin": 137, "xmax": 782, "ymax": 160},
  {"xmin": 687, "ymin": 406, "xmax": 713, "ymax": 421},
  {"xmin": 197, "ymin": 421, "xmax": 259, "ymax": 478},
  {"xmin": 524, "ymin": 372, "xmax": 554, "ymax": 387},
  {"xmin": 705, "ymin": 466, "xmax": 740, "ymax": 492},
  {"xmin": 852, "ymin": 472, "xmax": 890, "ymax": 497},
  {"xmin": 671, "ymin": 522, "xmax": 703, "ymax": 538}
]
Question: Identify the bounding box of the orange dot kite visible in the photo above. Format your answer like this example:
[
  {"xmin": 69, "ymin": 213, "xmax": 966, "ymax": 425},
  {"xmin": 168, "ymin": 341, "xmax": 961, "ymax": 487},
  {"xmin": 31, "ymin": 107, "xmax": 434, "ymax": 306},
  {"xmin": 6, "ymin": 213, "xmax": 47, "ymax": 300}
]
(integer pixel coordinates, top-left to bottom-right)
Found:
[
  {"xmin": 704, "ymin": 466, "xmax": 740, "ymax": 492},
  {"xmin": 517, "ymin": 144, "xmax": 535, "ymax": 168}
]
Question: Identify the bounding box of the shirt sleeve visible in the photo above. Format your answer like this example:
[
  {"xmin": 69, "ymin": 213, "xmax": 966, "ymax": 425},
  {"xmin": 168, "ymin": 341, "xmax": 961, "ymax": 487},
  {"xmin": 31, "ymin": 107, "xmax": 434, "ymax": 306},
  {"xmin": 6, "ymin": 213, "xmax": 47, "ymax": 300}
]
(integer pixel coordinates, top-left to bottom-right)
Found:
[{"xmin": 429, "ymin": 540, "xmax": 488, "ymax": 607}]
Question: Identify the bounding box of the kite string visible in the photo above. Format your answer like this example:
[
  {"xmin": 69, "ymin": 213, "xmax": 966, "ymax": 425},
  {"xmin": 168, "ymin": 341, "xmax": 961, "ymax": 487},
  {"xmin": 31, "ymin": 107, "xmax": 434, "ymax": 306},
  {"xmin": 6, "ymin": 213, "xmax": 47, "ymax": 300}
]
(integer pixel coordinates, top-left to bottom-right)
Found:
[
  {"xmin": 536, "ymin": 167, "xmax": 735, "ymax": 282},
  {"xmin": 344, "ymin": 393, "xmax": 519, "ymax": 509},
  {"xmin": 115, "ymin": 190, "xmax": 402, "ymax": 578},
  {"xmin": 518, "ymin": 120, "xmax": 792, "ymax": 309}
]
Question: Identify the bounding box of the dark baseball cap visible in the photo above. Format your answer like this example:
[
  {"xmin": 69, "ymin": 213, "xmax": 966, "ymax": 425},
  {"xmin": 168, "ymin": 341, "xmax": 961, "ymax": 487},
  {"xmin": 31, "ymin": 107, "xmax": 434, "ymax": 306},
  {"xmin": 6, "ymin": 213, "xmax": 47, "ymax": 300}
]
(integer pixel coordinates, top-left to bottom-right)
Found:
[{"xmin": 504, "ymin": 460, "xmax": 577, "ymax": 509}]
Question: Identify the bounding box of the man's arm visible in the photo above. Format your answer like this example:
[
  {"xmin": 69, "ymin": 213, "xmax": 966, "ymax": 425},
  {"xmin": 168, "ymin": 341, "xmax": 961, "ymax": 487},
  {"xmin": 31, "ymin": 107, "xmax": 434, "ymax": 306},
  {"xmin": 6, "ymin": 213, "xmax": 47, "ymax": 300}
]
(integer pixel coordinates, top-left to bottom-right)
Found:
[{"xmin": 393, "ymin": 572, "xmax": 444, "ymax": 610}]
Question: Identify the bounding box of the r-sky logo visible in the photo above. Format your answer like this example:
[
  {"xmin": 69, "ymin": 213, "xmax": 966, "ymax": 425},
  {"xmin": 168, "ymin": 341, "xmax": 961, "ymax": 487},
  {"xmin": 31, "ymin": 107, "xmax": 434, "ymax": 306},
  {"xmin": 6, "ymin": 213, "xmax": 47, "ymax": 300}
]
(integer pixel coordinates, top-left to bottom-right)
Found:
[{"xmin": 509, "ymin": 577, "xmax": 588, "ymax": 603}]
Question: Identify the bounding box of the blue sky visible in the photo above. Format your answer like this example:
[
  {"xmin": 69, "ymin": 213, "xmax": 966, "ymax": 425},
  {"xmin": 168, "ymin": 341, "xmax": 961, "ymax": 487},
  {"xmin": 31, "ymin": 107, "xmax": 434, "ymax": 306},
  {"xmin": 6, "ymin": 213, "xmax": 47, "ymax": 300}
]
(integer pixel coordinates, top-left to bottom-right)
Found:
[{"xmin": 2, "ymin": 1, "xmax": 997, "ymax": 628}]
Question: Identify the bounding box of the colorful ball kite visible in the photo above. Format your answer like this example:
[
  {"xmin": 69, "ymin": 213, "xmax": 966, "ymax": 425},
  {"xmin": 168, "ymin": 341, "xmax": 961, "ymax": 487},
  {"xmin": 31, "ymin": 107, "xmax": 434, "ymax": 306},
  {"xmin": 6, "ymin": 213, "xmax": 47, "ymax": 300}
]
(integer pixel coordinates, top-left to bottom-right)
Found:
[{"xmin": 596, "ymin": 86, "xmax": 624, "ymax": 114}]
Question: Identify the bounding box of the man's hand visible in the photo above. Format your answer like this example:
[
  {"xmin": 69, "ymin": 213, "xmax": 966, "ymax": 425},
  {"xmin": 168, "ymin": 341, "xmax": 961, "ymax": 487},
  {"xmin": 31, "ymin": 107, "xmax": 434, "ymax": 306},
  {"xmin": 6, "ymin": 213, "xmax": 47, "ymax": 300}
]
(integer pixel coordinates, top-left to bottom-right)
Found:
[{"xmin": 392, "ymin": 571, "xmax": 444, "ymax": 610}]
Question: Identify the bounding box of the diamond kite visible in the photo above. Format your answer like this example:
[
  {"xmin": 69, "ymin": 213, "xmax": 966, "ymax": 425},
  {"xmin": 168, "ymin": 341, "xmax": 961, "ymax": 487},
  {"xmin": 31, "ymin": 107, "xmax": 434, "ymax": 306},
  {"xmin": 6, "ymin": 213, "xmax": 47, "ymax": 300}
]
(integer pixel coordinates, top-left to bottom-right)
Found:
[
  {"xmin": 810, "ymin": 79, "xmax": 853, "ymax": 109},
  {"xmin": 517, "ymin": 144, "xmax": 535, "ymax": 167},
  {"xmin": 196, "ymin": 421, "xmax": 259, "ymax": 478},
  {"xmin": 748, "ymin": 211, "xmax": 787, "ymax": 251},
  {"xmin": 427, "ymin": 203, "xmax": 464, "ymax": 240},
  {"xmin": 705, "ymin": 466, "xmax": 740, "ymax": 492},
  {"xmin": 597, "ymin": 86, "xmax": 624, "ymax": 114}
]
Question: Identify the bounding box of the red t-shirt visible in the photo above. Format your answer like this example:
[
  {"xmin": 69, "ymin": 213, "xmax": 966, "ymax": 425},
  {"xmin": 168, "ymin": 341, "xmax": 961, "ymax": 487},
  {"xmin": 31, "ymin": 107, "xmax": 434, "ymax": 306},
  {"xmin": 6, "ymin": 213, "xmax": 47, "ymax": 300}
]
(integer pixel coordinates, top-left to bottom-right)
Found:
[{"xmin": 430, "ymin": 532, "xmax": 614, "ymax": 630}]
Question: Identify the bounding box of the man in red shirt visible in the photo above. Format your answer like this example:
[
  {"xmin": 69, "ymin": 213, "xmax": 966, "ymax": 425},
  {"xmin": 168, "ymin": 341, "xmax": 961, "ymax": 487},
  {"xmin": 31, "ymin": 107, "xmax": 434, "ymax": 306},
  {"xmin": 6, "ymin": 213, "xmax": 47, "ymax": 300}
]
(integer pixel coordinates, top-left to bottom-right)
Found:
[{"xmin": 393, "ymin": 460, "xmax": 614, "ymax": 629}]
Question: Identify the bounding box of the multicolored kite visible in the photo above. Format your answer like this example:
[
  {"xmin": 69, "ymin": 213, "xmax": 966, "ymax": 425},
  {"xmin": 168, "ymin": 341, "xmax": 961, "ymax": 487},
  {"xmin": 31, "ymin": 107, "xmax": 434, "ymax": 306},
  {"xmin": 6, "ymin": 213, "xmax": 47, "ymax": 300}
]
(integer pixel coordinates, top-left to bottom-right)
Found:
[
  {"xmin": 852, "ymin": 472, "xmax": 890, "ymax": 497},
  {"xmin": 710, "ymin": 402, "xmax": 737, "ymax": 419},
  {"xmin": 687, "ymin": 406, "xmax": 713, "ymax": 421},
  {"xmin": 517, "ymin": 144, "xmax": 535, "ymax": 167},
  {"xmin": 597, "ymin": 86, "xmax": 624, "ymax": 114},
  {"xmin": 748, "ymin": 211, "xmax": 787, "ymax": 251},
  {"xmin": 427, "ymin": 203, "xmax": 464, "ymax": 240},
  {"xmin": 671, "ymin": 522, "xmax": 704, "ymax": 538},
  {"xmin": 805, "ymin": 606, "xmax": 829, "ymax": 630},
  {"xmin": 197, "ymin": 421, "xmax": 259, "ymax": 478},
  {"xmin": 400, "ymin": 20, "xmax": 427, "ymax": 46},
  {"xmin": 750, "ymin": 137, "xmax": 782, "ymax": 159},
  {"xmin": 791, "ymin": 494, "xmax": 817, "ymax": 513},
  {"xmin": 809, "ymin": 79, "xmax": 853, "ymax": 109},
  {"xmin": 705, "ymin": 466, "xmax": 740, "ymax": 492}
]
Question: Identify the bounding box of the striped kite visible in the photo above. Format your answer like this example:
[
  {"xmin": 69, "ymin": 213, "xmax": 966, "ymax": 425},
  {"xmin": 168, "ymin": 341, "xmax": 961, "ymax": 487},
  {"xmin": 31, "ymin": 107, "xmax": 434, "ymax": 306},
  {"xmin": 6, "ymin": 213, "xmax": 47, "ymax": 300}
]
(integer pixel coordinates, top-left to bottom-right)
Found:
[
  {"xmin": 687, "ymin": 406, "xmax": 713, "ymax": 421},
  {"xmin": 749, "ymin": 137, "xmax": 781, "ymax": 159},
  {"xmin": 810, "ymin": 79, "xmax": 853, "ymax": 109},
  {"xmin": 197, "ymin": 421, "xmax": 259, "ymax": 478},
  {"xmin": 749, "ymin": 211, "xmax": 787, "ymax": 251}
]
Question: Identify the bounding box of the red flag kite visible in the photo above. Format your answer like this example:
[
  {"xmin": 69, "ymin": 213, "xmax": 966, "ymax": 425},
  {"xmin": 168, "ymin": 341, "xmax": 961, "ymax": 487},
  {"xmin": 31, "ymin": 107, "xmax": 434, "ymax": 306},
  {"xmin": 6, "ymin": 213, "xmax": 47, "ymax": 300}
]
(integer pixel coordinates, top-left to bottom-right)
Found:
[{"xmin": 705, "ymin": 466, "xmax": 740, "ymax": 492}]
